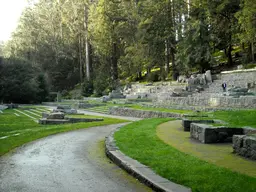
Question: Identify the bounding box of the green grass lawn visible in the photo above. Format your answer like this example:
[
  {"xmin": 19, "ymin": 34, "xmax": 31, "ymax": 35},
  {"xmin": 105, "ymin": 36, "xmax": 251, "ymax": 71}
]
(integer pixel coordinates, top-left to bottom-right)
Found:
[
  {"xmin": 0, "ymin": 108, "xmax": 128, "ymax": 156},
  {"xmin": 211, "ymin": 110, "xmax": 256, "ymax": 128},
  {"xmin": 181, "ymin": 110, "xmax": 256, "ymax": 128},
  {"xmin": 114, "ymin": 118, "xmax": 256, "ymax": 192}
]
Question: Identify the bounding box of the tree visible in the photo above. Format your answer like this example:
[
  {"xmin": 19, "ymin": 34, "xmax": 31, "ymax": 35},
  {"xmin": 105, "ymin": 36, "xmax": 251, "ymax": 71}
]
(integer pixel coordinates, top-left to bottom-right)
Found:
[
  {"xmin": 0, "ymin": 58, "xmax": 39, "ymax": 103},
  {"xmin": 176, "ymin": 5, "xmax": 215, "ymax": 73},
  {"xmin": 208, "ymin": 0, "xmax": 240, "ymax": 66},
  {"xmin": 236, "ymin": 0, "xmax": 256, "ymax": 62}
]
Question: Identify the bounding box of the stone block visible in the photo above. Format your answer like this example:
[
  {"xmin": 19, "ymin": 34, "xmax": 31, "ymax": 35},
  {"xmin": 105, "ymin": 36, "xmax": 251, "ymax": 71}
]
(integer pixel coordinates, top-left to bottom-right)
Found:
[
  {"xmin": 57, "ymin": 105, "xmax": 71, "ymax": 110},
  {"xmin": 42, "ymin": 112, "xmax": 50, "ymax": 118},
  {"xmin": 47, "ymin": 112, "xmax": 65, "ymax": 119},
  {"xmin": 233, "ymin": 135, "xmax": 256, "ymax": 160},
  {"xmin": 191, "ymin": 124, "xmax": 244, "ymax": 143},
  {"xmin": 182, "ymin": 119, "xmax": 214, "ymax": 132},
  {"xmin": 5, "ymin": 104, "xmax": 19, "ymax": 109}
]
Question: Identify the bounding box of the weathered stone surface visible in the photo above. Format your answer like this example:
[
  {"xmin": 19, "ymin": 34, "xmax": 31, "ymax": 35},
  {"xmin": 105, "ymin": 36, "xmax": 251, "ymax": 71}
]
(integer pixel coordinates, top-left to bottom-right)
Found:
[
  {"xmin": 190, "ymin": 123, "xmax": 244, "ymax": 143},
  {"xmin": 47, "ymin": 112, "xmax": 65, "ymax": 119},
  {"xmin": 102, "ymin": 95, "xmax": 111, "ymax": 102},
  {"xmin": 109, "ymin": 107, "xmax": 183, "ymax": 118},
  {"xmin": 39, "ymin": 116, "xmax": 103, "ymax": 125},
  {"xmin": 109, "ymin": 90, "xmax": 126, "ymax": 99},
  {"xmin": 5, "ymin": 104, "xmax": 19, "ymax": 109},
  {"xmin": 233, "ymin": 135, "xmax": 256, "ymax": 160},
  {"xmin": 0, "ymin": 105, "xmax": 8, "ymax": 110},
  {"xmin": 205, "ymin": 70, "xmax": 212, "ymax": 83},
  {"xmin": 42, "ymin": 112, "xmax": 50, "ymax": 118},
  {"xmin": 78, "ymin": 103, "xmax": 105, "ymax": 109},
  {"xmin": 182, "ymin": 119, "xmax": 214, "ymax": 132},
  {"xmin": 66, "ymin": 117, "xmax": 103, "ymax": 123},
  {"xmin": 177, "ymin": 75, "xmax": 187, "ymax": 83},
  {"xmin": 57, "ymin": 105, "xmax": 71, "ymax": 110},
  {"xmin": 156, "ymin": 95, "xmax": 256, "ymax": 109},
  {"xmin": 39, "ymin": 118, "xmax": 69, "ymax": 125}
]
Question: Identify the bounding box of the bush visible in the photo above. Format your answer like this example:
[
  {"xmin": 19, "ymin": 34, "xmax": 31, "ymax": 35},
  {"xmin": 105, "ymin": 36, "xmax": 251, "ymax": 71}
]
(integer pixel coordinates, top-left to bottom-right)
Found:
[
  {"xmin": 146, "ymin": 71, "xmax": 159, "ymax": 82},
  {"xmin": 0, "ymin": 58, "xmax": 45, "ymax": 103},
  {"xmin": 93, "ymin": 77, "xmax": 109, "ymax": 97},
  {"xmin": 81, "ymin": 79, "xmax": 93, "ymax": 97}
]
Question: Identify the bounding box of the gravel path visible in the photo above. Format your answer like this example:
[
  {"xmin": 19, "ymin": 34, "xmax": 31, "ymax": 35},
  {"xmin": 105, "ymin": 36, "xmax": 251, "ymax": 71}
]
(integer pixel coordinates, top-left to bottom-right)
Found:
[{"xmin": 0, "ymin": 123, "xmax": 150, "ymax": 192}]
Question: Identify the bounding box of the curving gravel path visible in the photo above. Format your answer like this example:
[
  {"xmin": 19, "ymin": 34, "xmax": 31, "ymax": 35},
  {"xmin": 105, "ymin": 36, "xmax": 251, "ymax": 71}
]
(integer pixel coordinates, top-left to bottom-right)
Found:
[{"xmin": 0, "ymin": 123, "xmax": 150, "ymax": 192}]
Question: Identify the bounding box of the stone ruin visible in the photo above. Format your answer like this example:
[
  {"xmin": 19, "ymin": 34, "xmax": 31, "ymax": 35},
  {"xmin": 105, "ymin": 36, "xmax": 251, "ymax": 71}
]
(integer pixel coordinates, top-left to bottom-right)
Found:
[
  {"xmin": 155, "ymin": 69, "xmax": 256, "ymax": 109},
  {"xmin": 0, "ymin": 105, "xmax": 8, "ymax": 111},
  {"xmin": 1, "ymin": 104, "xmax": 19, "ymax": 109},
  {"xmin": 53, "ymin": 105, "xmax": 78, "ymax": 114},
  {"xmin": 39, "ymin": 105, "xmax": 103, "ymax": 125},
  {"xmin": 181, "ymin": 118, "xmax": 256, "ymax": 161}
]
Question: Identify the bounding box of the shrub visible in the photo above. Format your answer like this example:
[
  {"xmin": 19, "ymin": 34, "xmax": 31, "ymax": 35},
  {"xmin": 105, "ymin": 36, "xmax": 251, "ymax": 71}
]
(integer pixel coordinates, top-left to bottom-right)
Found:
[
  {"xmin": 81, "ymin": 79, "xmax": 93, "ymax": 97},
  {"xmin": 93, "ymin": 77, "xmax": 109, "ymax": 97}
]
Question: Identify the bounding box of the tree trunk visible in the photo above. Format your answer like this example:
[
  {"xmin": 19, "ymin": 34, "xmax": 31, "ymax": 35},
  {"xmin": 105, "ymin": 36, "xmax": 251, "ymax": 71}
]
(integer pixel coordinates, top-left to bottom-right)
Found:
[
  {"xmin": 165, "ymin": 39, "xmax": 170, "ymax": 74},
  {"xmin": 78, "ymin": 35, "xmax": 83, "ymax": 84},
  {"xmin": 251, "ymin": 42, "xmax": 255, "ymax": 62},
  {"xmin": 171, "ymin": 47, "xmax": 178, "ymax": 80},
  {"xmin": 227, "ymin": 44, "xmax": 233, "ymax": 66},
  {"xmin": 112, "ymin": 42, "xmax": 118, "ymax": 81},
  {"xmin": 85, "ymin": 37, "xmax": 91, "ymax": 80},
  {"xmin": 84, "ymin": 5, "xmax": 91, "ymax": 81}
]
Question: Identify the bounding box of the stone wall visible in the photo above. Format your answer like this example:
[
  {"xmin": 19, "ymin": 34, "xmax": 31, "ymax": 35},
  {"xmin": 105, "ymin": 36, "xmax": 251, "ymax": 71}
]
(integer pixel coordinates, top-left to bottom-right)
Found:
[
  {"xmin": 233, "ymin": 135, "xmax": 256, "ymax": 160},
  {"xmin": 39, "ymin": 117, "xmax": 103, "ymax": 124},
  {"xmin": 108, "ymin": 107, "xmax": 183, "ymax": 118},
  {"xmin": 156, "ymin": 96, "xmax": 256, "ymax": 109},
  {"xmin": 221, "ymin": 69, "xmax": 256, "ymax": 88}
]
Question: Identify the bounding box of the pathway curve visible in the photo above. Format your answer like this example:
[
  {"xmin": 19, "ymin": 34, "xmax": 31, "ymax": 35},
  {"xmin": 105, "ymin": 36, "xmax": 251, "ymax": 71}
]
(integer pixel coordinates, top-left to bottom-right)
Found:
[
  {"xmin": 43, "ymin": 105, "xmax": 142, "ymax": 121},
  {"xmin": 157, "ymin": 120, "xmax": 256, "ymax": 177},
  {"xmin": 0, "ymin": 123, "xmax": 150, "ymax": 192}
]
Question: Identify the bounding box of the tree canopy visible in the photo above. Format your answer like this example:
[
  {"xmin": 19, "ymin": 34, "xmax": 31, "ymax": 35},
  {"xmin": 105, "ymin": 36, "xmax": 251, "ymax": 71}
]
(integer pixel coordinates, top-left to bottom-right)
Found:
[{"xmin": 1, "ymin": 0, "xmax": 255, "ymax": 101}]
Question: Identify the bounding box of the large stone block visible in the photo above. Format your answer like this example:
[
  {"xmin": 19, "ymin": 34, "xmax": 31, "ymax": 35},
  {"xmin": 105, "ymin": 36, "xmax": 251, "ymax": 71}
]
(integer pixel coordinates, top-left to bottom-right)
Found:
[
  {"xmin": 190, "ymin": 123, "xmax": 244, "ymax": 143},
  {"xmin": 47, "ymin": 112, "xmax": 65, "ymax": 119},
  {"xmin": 182, "ymin": 119, "xmax": 214, "ymax": 132},
  {"xmin": 233, "ymin": 135, "xmax": 256, "ymax": 160}
]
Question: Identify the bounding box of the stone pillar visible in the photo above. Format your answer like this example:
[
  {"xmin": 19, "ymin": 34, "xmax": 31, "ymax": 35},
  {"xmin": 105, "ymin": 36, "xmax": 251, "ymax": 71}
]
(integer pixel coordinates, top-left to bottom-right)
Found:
[
  {"xmin": 205, "ymin": 70, "xmax": 212, "ymax": 83},
  {"xmin": 57, "ymin": 92, "xmax": 62, "ymax": 102}
]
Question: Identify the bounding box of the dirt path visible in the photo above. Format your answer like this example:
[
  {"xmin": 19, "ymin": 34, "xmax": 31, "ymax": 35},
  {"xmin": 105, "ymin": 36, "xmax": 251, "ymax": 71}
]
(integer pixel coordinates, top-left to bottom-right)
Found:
[
  {"xmin": 0, "ymin": 123, "xmax": 150, "ymax": 192},
  {"xmin": 157, "ymin": 120, "xmax": 256, "ymax": 177}
]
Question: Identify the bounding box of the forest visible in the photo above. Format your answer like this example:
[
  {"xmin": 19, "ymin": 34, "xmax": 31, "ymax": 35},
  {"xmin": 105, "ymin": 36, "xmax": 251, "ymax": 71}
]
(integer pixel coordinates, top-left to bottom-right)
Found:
[{"xmin": 0, "ymin": 0, "xmax": 255, "ymax": 103}]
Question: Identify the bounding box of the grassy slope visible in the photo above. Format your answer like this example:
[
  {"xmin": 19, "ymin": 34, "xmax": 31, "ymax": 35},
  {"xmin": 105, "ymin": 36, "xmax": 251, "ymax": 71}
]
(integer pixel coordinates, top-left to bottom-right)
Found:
[
  {"xmin": 0, "ymin": 109, "xmax": 127, "ymax": 156},
  {"xmin": 157, "ymin": 120, "xmax": 256, "ymax": 177},
  {"xmin": 211, "ymin": 110, "xmax": 256, "ymax": 128},
  {"xmin": 114, "ymin": 118, "xmax": 256, "ymax": 192}
]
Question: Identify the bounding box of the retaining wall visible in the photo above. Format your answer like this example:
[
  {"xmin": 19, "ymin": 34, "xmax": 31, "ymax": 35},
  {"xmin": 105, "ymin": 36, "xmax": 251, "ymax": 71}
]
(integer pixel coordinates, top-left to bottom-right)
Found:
[
  {"xmin": 156, "ymin": 96, "xmax": 256, "ymax": 109},
  {"xmin": 109, "ymin": 107, "xmax": 183, "ymax": 118},
  {"xmin": 221, "ymin": 69, "xmax": 256, "ymax": 88}
]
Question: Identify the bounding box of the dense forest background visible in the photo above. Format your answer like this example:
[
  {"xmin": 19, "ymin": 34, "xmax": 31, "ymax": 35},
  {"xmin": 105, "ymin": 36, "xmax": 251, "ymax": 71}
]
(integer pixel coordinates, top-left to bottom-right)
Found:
[{"xmin": 0, "ymin": 0, "xmax": 255, "ymax": 103}]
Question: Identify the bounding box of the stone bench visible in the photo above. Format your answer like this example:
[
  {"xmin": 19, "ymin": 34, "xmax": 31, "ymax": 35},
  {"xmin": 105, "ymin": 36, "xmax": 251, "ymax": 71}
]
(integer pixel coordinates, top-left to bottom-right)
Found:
[
  {"xmin": 233, "ymin": 135, "xmax": 256, "ymax": 160},
  {"xmin": 182, "ymin": 119, "xmax": 214, "ymax": 131},
  {"xmin": 190, "ymin": 123, "xmax": 244, "ymax": 143}
]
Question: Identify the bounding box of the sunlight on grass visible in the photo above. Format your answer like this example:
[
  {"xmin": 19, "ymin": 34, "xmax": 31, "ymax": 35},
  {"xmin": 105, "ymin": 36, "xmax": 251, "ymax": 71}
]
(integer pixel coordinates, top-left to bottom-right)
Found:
[
  {"xmin": 114, "ymin": 118, "xmax": 256, "ymax": 192},
  {"xmin": 0, "ymin": 109, "xmax": 128, "ymax": 155}
]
